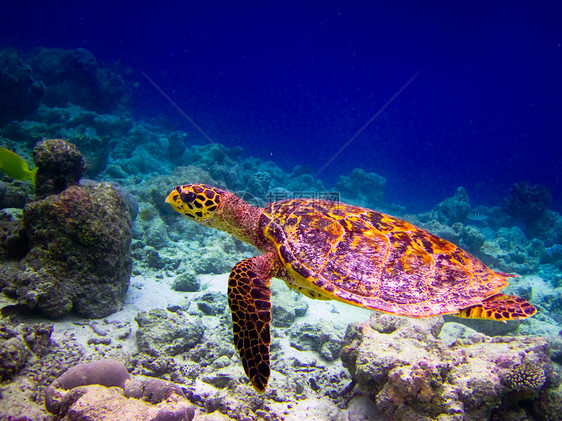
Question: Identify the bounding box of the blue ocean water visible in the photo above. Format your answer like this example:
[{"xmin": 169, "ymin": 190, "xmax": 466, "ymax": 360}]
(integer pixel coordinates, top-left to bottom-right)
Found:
[{"xmin": 1, "ymin": 1, "xmax": 560, "ymax": 211}]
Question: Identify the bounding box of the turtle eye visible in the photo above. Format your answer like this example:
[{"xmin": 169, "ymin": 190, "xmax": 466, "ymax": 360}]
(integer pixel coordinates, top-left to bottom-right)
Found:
[{"xmin": 180, "ymin": 191, "xmax": 197, "ymax": 204}]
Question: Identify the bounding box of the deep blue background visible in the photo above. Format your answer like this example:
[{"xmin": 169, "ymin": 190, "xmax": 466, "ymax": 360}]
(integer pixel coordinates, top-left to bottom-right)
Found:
[{"xmin": 1, "ymin": 1, "xmax": 561, "ymax": 211}]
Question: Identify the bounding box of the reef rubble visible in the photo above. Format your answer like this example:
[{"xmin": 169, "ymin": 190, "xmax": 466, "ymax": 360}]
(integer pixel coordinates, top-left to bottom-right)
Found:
[{"xmin": 341, "ymin": 313, "xmax": 560, "ymax": 421}]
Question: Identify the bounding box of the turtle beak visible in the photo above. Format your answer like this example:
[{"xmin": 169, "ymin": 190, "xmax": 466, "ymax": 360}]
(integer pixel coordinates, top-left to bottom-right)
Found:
[
  {"xmin": 165, "ymin": 191, "xmax": 175, "ymax": 204},
  {"xmin": 165, "ymin": 190, "xmax": 181, "ymax": 211}
]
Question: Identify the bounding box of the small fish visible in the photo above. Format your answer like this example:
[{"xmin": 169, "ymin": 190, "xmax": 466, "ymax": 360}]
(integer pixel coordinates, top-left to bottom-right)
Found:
[
  {"xmin": 0, "ymin": 147, "xmax": 38, "ymax": 189},
  {"xmin": 467, "ymin": 211, "xmax": 489, "ymax": 221}
]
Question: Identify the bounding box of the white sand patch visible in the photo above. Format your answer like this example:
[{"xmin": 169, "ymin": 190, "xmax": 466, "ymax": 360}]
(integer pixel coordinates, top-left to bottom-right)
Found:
[
  {"xmin": 50, "ymin": 274, "xmax": 193, "ymax": 356},
  {"xmin": 305, "ymin": 297, "xmax": 373, "ymax": 326},
  {"xmin": 198, "ymin": 273, "xmax": 373, "ymax": 327},
  {"xmin": 30, "ymin": 271, "xmax": 373, "ymax": 361}
]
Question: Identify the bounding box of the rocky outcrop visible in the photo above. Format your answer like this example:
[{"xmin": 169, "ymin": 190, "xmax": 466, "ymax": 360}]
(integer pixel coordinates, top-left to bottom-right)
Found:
[
  {"xmin": 1, "ymin": 182, "xmax": 132, "ymax": 318},
  {"xmin": 45, "ymin": 359, "xmax": 195, "ymax": 421},
  {"xmin": 434, "ymin": 186, "xmax": 471, "ymax": 223},
  {"xmin": 135, "ymin": 309, "xmax": 204, "ymax": 357},
  {"xmin": 32, "ymin": 138, "xmax": 86, "ymax": 198},
  {"xmin": 27, "ymin": 47, "xmax": 130, "ymax": 113},
  {"xmin": 502, "ymin": 182, "xmax": 552, "ymax": 223},
  {"xmin": 0, "ymin": 49, "xmax": 45, "ymax": 125},
  {"xmin": 341, "ymin": 313, "xmax": 558, "ymax": 421}
]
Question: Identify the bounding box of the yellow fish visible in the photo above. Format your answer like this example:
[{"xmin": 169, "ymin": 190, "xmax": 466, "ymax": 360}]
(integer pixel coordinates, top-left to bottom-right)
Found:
[{"xmin": 0, "ymin": 147, "xmax": 38, "ymax": 189}]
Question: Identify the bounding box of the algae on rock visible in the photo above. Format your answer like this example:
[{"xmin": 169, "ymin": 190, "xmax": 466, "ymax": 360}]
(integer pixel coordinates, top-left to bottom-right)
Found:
[
  {"xmin": 1, "ymin": 183, "xmax": 132, "ymax": 318},
  {"xmin": 341, "ymin": 313, "xmax": 557, "ymax": 421}
]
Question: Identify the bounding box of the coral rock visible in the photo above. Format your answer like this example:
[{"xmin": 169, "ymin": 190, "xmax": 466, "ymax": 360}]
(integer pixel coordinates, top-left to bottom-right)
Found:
[
  {"xmin": 478, "ymin": 227, "xmax": 541, "ymax": 273},
  {"xmin": 0, "ymin": 337, "xmax": 29, "ymax": 381},
  {"xmin": 341, "ymin": 313, "xmax": 555, "ymax": 421},
  {"xmin": 435, "ymin": 186, "xmax": 471, "ymax": 223},
  {"xmin": 45, "ymin": 358, "xmax": 130, "ymax": 414},
  {"xmin": 1, "ymin": 183, "xmax": 132, "ymax": 318},
  {"xmin": 0, "ymin": 49, "xmax": 45, "ymax": 125},
  {"xmin": 504, "ymin": 362, "xmax": 547, "ymax": 392},
  {"xmin": 33, "ymin": 138, "xmax": 86, "ymax": 198},
  {"xmin": 27, "ymin": 47, "xmax": 130, "ymax": 113},
  {"xmin": 45, "ymin": 359, "xmax": 194, "ymax": 421},
  {"xmin": 172, "ymin": 271, "xmax": 200, "ymax": 292},
  {"xmin": 502, "ymin": 182, "xmax": 552, "ymax": 222},
  {"xmin": 247, "ymin": 171, "xmax": 272, "ymax": 199},
  {"xmin": 289, "ymin": 320, "xmax": 343, "ymax": 361},
  {"xmin": 135, "ymin": 309, "xmax": 204, "ymax": 357},
  {"xmin": 334, "ymin": 168, "xmax": 386, "ymax": 207},
  {"xmin": 461, "ymin": 225, "xmax": 486, "ymax": 252}
]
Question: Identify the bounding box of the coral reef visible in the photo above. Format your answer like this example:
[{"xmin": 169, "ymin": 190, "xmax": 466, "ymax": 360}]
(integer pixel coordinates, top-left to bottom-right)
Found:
[
  {"xmin": 504, "ymin": 362, "xmax": 547, "ymax": 392},
  {"xmin": 334, "ymin": 168, "xmax": 386, "ymax": 208},
  {"xmin": 172, "ymin": 271, "xmax": 201, "ymax": 292},
  {"xmin": 435, "ymin": 186, "xmax": 471, "ymax": 223},
  {"xmin": 544, "ymin": 243, "xmax": 562, "ymax": 264},
  {"xmin": 246, "ymin": 171, "xmax": 272, "ymax": 199},
  {"xmin": 45, "ymin": 359, "xmax": 195, "ymax": 421},
  {"xmin": 0, "ymin": 318, "xmax": 52, "ymax": 382},
  {"xmin": 135, "ymin": 309, "xmax": 204, "ymax": 357},
  {"xmin": 289, "ymin": 320, "xmax": 343, "ymax": 361},
  {"xmin": 527, "ymin": 209, "xmax": 562, "ymax": 246},
  {"xmin": 478, "ymin": 227, "xmax": 543, "ymax": 273},
  {"xmin": 460, "ymin": 224, "xmax": 486, "ymax": 252},
  {"xmin": 502, "ymin": 181, "xmax": 552, "ymax": 222},
  {"xmin": 0, "ymin": 213, "xmax": 28, "ymax": 261},
  {"xmin": 118, "ymin": 286, "xmax": 362, "ymax": 421},
  {"xmin": 1, "ymin": 182, "xmax": 132, "ymax": 318},
  {"xmin": 0, "ymin": 49, "xmax": 45, "ymax": 125},
  {"xmin": 271, "ymin": 285, "xmax": 309, "ymax": 328},
  {"xmin": 340, "ymin": 313, "xmax": 557, "ymax": 421},
  {"xmin": 32, "ymin": 138, "xmax": 86, "ymax": 198},
  {"xmin": 0, "ymin": 316, "xmax": 84, "ymax": 421},
  {"xmin": 407, "ymin": 197, "xmax": 558, "ymax": 277},
  {"xmin": 0, "ymin": 179, "xmax": 31, "ymax": 208},
  {"xmin": 45, "ymin": 359, "xmax": 130, "ymax": 411},
  {"xmin": 27, "ymin": 47, "xmax": 130, "ymax": 113}
]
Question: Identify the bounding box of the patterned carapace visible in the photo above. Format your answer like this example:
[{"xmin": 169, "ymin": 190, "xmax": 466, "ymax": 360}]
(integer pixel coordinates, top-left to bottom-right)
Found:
[{"xmin": 166, "ymin": 184, "xmax": 536, "ymax": 392}]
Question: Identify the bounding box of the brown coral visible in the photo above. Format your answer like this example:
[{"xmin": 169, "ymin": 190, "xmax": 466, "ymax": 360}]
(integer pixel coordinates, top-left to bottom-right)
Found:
[
  {"xmin": 1, "ymin": 182, "xmax": 132, "ymax": 318},
  {"xmin": 32, "ymin": 138, "xmax": 86, "ymax": 198}
]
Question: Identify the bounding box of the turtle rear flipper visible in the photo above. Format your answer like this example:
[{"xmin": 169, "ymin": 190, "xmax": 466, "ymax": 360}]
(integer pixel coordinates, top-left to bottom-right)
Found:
[
  {"xmin": 453, "ymin": 294, "xmax": 536, "ymax": 321},
  {"xmin": 228, "ymin": 253, "xmax": 277, "ymax": 393}
]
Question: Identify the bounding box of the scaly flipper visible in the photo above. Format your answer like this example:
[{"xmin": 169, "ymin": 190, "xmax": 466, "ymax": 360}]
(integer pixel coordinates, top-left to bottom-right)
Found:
[
  {"xmin": 453, "ymin": 293, "xmax": 536, "ymax": 321},
  {"xmin": 228, "ymin": 253, "xmax": 277, "ymax": 392}
]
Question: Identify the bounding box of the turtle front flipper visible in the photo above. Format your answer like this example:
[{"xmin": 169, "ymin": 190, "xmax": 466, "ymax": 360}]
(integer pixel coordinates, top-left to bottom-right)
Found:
[
  {"xmin": 453, "ymin": 294, "xmax": 537, "ymax": 321},
  {"xmin": 228, "ymin": 253, "xmax": 277, "ymax": 392}
]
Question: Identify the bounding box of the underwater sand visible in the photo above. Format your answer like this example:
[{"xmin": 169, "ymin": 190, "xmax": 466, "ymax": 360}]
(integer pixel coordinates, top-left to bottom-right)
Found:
[{"xmin": 49, "ymin": 273, "xmax": 373, "ymax": 358}]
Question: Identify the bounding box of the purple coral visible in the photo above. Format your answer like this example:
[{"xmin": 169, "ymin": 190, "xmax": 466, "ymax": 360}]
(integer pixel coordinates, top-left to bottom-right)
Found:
[
  {"xmin": 45, "ymin": 358, "xmax": 194, "ymax": 420},
  {"xmin": 45, "ymin": 359, "xmax": 130, "ymax": 414}
]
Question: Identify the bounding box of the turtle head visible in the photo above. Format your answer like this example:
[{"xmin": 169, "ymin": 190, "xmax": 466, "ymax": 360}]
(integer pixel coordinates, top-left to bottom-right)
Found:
[
  {"xmin": 166, "ymin": 183, "xmax": 264, "ymax": 247},
  {"xmin": 165, "ymin": 184, "xmax": 226, "ymax": 221}
]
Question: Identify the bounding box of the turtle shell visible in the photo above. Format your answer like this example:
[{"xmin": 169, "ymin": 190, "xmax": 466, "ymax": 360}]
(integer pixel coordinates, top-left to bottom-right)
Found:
[{"xmin": 260, "ymin": 199, "xmax": 509, "ymax": 317}]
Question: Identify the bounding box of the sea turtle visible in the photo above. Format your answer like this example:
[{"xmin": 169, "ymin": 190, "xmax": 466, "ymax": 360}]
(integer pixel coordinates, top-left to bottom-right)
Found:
[{"xmin": 165, "ymin": 184, "xmax": 536, "ymax": 392}]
